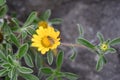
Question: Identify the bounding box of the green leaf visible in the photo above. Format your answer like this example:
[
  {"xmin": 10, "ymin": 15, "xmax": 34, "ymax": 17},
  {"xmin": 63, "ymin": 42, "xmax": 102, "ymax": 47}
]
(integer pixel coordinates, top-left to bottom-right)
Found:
[
  {"xmin": 97, "ymin": 32, "xmax": 104, "ymax": 43},
  {"xmin": 7, "ymin": 55, "xmax": 14, "ymax": 65},
  {"xmin": 5, "ymin": 76, "xmax": 10, "ymax": 80},
  {"xmin": 0, "ymin": 60, "xmax": 4, "ymax": 65},
  {"xmin": 0, "ymin": 5, "xmax": 7, "ymax": 18},
  {"xmin": 70, "ymin": 52, "xmax": 77, "ymax": 61},
  {"xmin": 42, "ymin": 9, "xmax": 51, "ymax": 21},
  {"xmin": 70, "ymin": 47, "xmax": 77, "ymax": 61},
  {"xmin": 10, "ymin": 33, "xmax": 20, "ymax": 47},
  {"xmin": 2, "ymin": 22, "xmax": 11, "ymax": 35},
  {"xmin": 50, "ymin": 18, "xmax": 62, "ymax": 25},
  {"xmin": 46, "ymin": 75, "xmax": 54, "ymax": 80},
  {"xmin": 0, "ymin": 32, "xmax": 3, "ymax": 43},
  {"xmin": 56, "ymin": 51, "xmax": 64, "ymax": 70},
  {"xmin": 23, "ymin": 12, "xmax": 37, "ymax": 27},
  {"xmin": 8, "ymin": 68, "xmax": 15, "ymax": 79},
  {"xmin": 26, "ymin": 25, "xmax": 35, "ymax": 35},
  {"xmin": 110, "ymin": 37, "xmax": 120, "ymax": 46},
  {"xmin": 0, "ymin": 50, "xmax": 7, "ymax": 61},
  {"xmin": 10, "ymin": 18, "xmax": 20, "ymax": 31},
  {"xmin": 1, "ymin": 63, "xmax": 11, "ymax": 68},
  {"xmin": 41, "ymin": 67, "xmax": 53, "ymax": 74},
  {"xmin": 0, "ymin": 0, "xmax": 6, "ymax": 6},
  {"xmin": 11, "ymin": 73, "xmax": 17, "ymax": 80},
  {"xmin": 107, "ymin": 48, "xmax": 116, "ymax": 53},
  {"xmin": 102, "ymin": 56, "xmax": 107, "ymax": 63},
  {"xmin": 77, "ymin": 38, "xmax": 95, "ymax": 50},
  {"xmin": 20, "ymin": 74, "xmax": 39, "ymax": 80},
  {"xmin": 47, "ymin": 51, "xmax": 53, "ymax": 65},
  {"xmin": 17, "ymin": 43, "xmax": 28, "ymax": 59},
  {"xmin": 38, "ymin": 71, "xmax": 44, "ymax": 80},
  {"xmin": 6, "ymin": 43, "xmax": 13, "ymax": 55},
  {"xmin": 0, "ymin": 69, "xmax": 8, "ymax": 76},
  {"xmin": 77, "ymin": 24, "xmax": 84, "ymax": 38},
  {"xmin": 35, "ymin": 53, "xmax": 43, "ymax": 68},
  {"xmin": 21, "ymin": 31, "xmax": 27, "ymax": 39},
  {"xmin": 0, "ymin": 19, "xmax": 4, "ymax": 29},
  {"xmin": 24, "ymin": 54, "xmax": 34, "ymax": 67},
  {"xmin": 96, "ymin": 55, "xmax": 107, "ymax": 71},
  {"xmin": 64, "ymin": 72, "xmax": 79, "ymax": 80},
  {"xmin": 106, "ymin": 39, "xmax": 110, "ymax": 44},
  {"xmin": 11, "ymin": 18, "xmax": 20, "ymax": 27},
  {"xmin": 18, "ymin": 67, "xmax": 33, "ymax": 74}
]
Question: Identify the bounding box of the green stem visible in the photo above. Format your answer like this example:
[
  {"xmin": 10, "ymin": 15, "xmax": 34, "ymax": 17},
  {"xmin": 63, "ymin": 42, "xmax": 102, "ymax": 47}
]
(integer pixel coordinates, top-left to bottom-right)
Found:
[{"xmin": 61, "ymin": 42, "xmax": 85, "ymax": 48}]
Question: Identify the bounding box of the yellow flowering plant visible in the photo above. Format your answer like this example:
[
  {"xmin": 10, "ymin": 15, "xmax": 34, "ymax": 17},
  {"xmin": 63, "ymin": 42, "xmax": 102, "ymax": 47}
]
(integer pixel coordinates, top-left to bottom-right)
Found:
[
  {"xmin": 0, "ymin": 0, "xmax": 120, "ymax": 80},
  {"xmin": 31, "ymin": 26, "xmax": 60, "ymax": 54}
]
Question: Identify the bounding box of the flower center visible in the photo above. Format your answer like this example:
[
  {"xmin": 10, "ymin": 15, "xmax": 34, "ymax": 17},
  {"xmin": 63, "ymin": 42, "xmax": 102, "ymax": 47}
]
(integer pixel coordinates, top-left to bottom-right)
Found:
[
  {"xmin": 38, "ymin": 21, "xmax": 48, "ymax": 28},
  {"xmin": 100, "ymin": 43, "xmax": 108, "ymax": 51},
  {"xmin": 41, "ymin": 36, "xmax": 54, "ymax": 47}
]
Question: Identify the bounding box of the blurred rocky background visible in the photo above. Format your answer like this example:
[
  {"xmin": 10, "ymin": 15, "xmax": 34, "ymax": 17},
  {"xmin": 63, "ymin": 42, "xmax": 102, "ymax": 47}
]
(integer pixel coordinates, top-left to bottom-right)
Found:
[{"xmin": 7, "ymin": 0, "xmax": 120, "ymax": 80}]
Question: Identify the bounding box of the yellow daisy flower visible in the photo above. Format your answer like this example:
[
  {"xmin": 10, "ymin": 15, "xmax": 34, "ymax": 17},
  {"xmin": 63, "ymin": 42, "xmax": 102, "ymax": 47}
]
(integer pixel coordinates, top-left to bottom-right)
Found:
[
  {"xmin": 31, "ymin": 26, "xmax": 60, "ymax": 54},
  {"xmin": 38, "ymin": 21, "xmax": 48, "ymax": 28}
]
